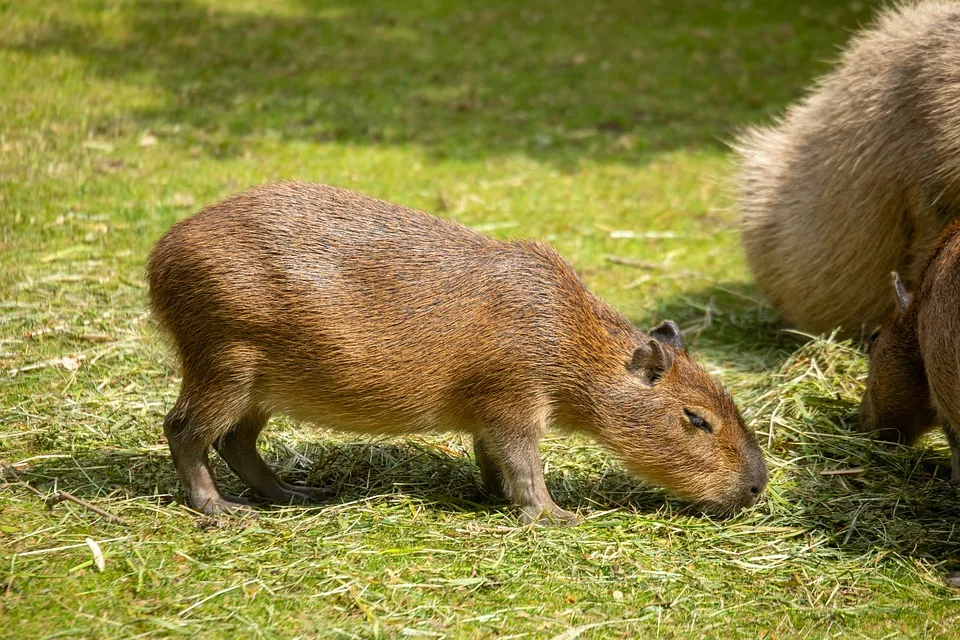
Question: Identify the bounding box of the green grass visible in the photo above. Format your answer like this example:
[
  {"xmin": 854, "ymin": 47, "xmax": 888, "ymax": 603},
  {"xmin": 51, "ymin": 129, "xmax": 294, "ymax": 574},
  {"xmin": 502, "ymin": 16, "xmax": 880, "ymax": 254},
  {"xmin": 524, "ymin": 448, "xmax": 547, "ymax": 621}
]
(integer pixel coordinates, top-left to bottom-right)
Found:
[{"xmin": 3, "ymin": 0, "xmax": 960, "ymax": 637}]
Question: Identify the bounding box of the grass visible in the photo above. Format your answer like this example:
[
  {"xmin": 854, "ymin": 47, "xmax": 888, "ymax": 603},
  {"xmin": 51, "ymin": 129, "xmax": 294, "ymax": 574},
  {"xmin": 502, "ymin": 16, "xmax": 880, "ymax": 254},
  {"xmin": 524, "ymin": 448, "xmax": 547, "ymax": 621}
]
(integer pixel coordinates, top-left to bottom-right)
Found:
[{"xmin": 2, "ymin": 0, "xmax": 960, "ymax": 637}]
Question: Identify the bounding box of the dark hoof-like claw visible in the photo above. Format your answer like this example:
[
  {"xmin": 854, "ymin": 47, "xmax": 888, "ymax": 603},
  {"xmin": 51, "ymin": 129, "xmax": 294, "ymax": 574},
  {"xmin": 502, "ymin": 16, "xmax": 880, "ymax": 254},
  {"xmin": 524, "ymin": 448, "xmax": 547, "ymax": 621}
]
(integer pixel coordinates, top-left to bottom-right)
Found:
[
  {"xmin": 276, "ymin": 483, "xmax": 334, "ymax": 504},
  {"xmin": 196, "ymin": 494, "xmax": 256, "ymax": 517},
  {"xmin": 519, "ymin": 505, "xmax": 578, "ymax": 527}
]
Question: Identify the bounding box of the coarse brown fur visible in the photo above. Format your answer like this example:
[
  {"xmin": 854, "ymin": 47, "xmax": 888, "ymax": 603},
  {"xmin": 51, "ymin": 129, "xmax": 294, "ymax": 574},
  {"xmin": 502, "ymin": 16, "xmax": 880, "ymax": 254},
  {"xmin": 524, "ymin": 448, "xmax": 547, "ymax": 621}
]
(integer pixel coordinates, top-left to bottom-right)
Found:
[
  {"xmin": 735, "ymin": 0, "xmax": 960, "ymax": 334},
  {"xmin": 860, "ymin": 219, "xmax": 960, "ymax": 482},
  {"xmin": 147, "ymin": 181, "xmax": 767, "ymax": 522}
]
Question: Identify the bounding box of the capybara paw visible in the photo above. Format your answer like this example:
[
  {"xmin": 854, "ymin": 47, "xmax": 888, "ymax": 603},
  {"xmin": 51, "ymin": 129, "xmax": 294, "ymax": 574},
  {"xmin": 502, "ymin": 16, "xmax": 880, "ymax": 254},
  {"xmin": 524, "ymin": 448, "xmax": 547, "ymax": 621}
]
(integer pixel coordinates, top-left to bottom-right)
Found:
[
  {"xmin": 195, "ymin": 494, "xmax": 255, "ymax": 517},
  {"xmin": 520, "ymin": 505, "xmax": 578, "ymax": 527}
]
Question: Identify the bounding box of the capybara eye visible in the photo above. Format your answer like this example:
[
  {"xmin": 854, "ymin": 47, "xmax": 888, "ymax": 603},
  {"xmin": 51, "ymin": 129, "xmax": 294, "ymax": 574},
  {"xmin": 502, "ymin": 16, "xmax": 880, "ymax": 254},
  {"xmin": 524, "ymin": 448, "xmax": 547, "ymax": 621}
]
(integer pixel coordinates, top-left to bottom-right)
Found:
[
  {"xmin": 865, "ymin": 327, "xmax": 881, "ymax": 354},
  {"xmin": 684, "ymin": 409, "xmax": 712, "ymax": 433}
]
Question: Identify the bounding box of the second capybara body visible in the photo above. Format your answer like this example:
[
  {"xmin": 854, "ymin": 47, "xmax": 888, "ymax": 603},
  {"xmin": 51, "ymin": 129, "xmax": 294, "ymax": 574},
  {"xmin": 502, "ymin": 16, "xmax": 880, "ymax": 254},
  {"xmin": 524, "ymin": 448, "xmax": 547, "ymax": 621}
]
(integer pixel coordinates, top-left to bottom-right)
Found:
[
  {"xmin": 148, "ymin": 181, "xmax": 767, "ymax": 522},
  {"xmin": 735, "ymin": 1, "xmax": 960, "ymax": 334},
  {"xmin": 860, "ymin": 221, "xmax": 960, "ymax": 482}
]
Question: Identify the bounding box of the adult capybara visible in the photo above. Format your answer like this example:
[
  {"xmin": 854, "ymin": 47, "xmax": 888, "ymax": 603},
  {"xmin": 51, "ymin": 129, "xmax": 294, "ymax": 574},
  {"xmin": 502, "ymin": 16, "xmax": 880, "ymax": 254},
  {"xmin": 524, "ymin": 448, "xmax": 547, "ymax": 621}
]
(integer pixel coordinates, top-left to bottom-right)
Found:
[
  {"xmin": 735, "ymin": 1, "xmax": 960, "ymax": 334},
  {"xmin": 147, "ymin": 182, "xmax": 767, "ymax": 523},
  {"xmin": 860, "ymin": 221, "xmax": 960, "ymax": 483}
]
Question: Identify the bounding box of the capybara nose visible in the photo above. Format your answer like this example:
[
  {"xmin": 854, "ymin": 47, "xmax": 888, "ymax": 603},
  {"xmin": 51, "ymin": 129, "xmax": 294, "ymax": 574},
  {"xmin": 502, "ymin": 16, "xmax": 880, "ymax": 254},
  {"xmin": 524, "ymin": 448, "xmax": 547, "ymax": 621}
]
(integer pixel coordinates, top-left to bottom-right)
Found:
[
  {"xmin": 745, "ymin": 464, "xmax": 768, "ymax": 505},
  {"xmin": 741, "ymin": 485, "xmax": 762, "ymax": 508}
]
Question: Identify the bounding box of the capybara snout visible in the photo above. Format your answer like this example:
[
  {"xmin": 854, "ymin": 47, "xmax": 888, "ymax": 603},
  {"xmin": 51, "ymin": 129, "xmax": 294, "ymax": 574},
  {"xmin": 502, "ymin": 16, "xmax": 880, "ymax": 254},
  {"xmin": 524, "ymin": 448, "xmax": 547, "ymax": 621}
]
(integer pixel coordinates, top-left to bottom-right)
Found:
[{"xmin": 599, "ymin": 326, "xmax": 768, "ymax": 515}]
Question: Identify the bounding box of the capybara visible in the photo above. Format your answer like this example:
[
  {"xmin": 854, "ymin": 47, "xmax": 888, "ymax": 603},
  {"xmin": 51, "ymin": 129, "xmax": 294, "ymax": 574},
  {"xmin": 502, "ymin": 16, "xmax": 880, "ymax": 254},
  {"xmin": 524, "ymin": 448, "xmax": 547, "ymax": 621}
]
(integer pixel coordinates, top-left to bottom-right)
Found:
[
  {"xmin": 860, "ymin": 220, "xmax": 960, "ymax": 483},
  {"xmin": 735, "ymin": 0, "xmax": 960, "ymax": 334},
  {"xmin": 147, "ymin": 182, "xmax": 767, "ymax": 522}
]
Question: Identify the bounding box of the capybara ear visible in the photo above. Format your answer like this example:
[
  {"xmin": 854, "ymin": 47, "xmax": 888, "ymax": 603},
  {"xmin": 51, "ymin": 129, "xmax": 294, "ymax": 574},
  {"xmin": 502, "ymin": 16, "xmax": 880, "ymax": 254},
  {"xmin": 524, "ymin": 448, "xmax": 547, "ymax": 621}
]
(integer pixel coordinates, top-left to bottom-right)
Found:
[
  {"xmin": 891, "ymin": 272, "xmax": 912, "ymax": 312},
  {"xmin": 650, "ymin": 320, "xmax": 685, "ymax": 351},
  {"xmin": 628, "ymin": 339, "xmax": 674, "ymax": 385}
]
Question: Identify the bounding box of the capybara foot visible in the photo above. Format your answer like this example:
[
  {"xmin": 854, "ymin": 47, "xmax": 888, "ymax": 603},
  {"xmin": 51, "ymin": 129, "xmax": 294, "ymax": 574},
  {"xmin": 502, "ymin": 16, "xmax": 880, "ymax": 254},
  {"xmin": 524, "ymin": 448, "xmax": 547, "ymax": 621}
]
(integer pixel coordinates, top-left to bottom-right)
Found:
[
  {"xmin": 194, "ymin": 494, "xmax": 255, "ymax": 516},
  {"xmin": 276, "ymin": 482, "xmax": 334, "ymax": 504},
  {"xmin": 520, "ymin": 504, "xmax": 578, "ymax": 526}
]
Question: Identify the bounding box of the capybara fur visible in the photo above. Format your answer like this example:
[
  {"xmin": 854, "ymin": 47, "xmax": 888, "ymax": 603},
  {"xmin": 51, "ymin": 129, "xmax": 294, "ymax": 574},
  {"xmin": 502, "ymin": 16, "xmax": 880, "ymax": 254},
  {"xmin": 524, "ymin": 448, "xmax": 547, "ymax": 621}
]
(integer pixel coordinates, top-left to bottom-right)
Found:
[
  {"xmin": 735, "ymin": 0, "xmax": 960, "ymax": 334},
  {"xmin": 860, "ymin": 221, "xmax": 960, "ymax": 483},
  {"xmin": 147, "ymin": 182, "xmax": 767, "ymax": 523}
]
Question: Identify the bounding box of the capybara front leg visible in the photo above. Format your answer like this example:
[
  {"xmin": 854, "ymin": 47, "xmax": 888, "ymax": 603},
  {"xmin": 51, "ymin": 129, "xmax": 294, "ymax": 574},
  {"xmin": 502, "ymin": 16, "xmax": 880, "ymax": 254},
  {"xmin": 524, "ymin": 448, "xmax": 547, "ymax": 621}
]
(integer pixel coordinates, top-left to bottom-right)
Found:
[
  {"xmin": 945, "ymin": 422, "xmax": 960, "ymax": 485},
  {"xmin": 479, "ymin": 427, "xmax": 576, "ymax": 526}
]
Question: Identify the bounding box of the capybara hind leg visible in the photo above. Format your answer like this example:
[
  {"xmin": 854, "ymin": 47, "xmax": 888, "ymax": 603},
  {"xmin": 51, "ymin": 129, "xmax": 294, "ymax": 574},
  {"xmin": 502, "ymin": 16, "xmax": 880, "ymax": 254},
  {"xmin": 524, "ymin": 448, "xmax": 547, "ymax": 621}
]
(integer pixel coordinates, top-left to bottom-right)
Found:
[
  {"xmin": 479, "ymin": 426, "xmax": 576, "ymax": 526},
  {"xmin": 213, "ymin": 411, "xmax": 332, "ymax": 504},
  {"xmin": 472, "ymin": 434, "xmax": 506, "ymax": 500},
  {"xmin": 163, "ymin": 411, "xmax": 252, "ymax": 515}
]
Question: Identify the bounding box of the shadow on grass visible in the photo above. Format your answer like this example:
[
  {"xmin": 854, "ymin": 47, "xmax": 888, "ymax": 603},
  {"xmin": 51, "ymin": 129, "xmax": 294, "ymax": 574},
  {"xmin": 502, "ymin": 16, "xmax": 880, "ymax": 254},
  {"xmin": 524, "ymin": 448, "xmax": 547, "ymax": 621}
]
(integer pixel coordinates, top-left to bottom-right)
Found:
[
  {"xmin": 13, "ymin": 430, "xmax": 960, "ymax": 561},
  {"xmin": 11, "ymin": 439, "xmax": 689, "ymax": 521},
  {"xmin": 774, "ymin": 434, "xmax": 960, "ymax": 563},
  {"xmin": 751, "ymin": 335, "xmax": 960, "ymax": 564},
  {"xmin": 2, "ymin": 0, "xmax": 878, "ymax": 165}
]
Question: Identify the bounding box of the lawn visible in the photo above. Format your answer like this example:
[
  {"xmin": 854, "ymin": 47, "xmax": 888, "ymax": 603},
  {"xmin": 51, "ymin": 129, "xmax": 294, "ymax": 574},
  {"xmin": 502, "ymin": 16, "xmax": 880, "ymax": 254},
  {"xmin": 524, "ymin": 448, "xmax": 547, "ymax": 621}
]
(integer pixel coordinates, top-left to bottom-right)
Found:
[{"xmin": 2, "ymin": 0, "xmax": 959, "ymax": 638}]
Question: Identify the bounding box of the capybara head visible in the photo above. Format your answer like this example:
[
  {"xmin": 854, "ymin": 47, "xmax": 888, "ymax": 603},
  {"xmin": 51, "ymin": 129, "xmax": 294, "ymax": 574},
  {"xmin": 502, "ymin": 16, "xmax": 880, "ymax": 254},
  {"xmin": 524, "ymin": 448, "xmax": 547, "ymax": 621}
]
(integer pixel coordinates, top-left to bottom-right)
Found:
[
  {"xmin": 859, "ymin": 272, "xmax": 936, "ymax": 442},
  {"xmin": 594, "ymin": 321, "xmax": 768, "ymax": 515}
]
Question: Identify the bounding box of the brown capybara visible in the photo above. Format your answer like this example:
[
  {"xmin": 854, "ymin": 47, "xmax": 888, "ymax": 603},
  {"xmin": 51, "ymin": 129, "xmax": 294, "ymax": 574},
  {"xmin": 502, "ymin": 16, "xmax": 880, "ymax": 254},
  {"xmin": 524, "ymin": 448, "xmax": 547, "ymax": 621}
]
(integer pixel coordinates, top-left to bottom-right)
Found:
[
  {"xmin": 860, "ymin": 222, "xmax": 960, "ymax": 483},
  {"xmin": 735, "ymin": 1, "xmax": 960, "ymax": 335},
  {"xmin": 147, "ymin": 182, "xmax": 767, "ymax": 523}
]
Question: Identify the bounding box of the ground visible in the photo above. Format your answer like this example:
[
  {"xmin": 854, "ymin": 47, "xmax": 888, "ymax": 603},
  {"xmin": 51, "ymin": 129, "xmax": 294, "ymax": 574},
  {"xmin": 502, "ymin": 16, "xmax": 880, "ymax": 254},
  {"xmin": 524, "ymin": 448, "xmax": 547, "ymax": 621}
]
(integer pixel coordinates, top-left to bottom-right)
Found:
[{"xmin": 2, "ymin": 0, "xmax": 959, "ymax": 638}]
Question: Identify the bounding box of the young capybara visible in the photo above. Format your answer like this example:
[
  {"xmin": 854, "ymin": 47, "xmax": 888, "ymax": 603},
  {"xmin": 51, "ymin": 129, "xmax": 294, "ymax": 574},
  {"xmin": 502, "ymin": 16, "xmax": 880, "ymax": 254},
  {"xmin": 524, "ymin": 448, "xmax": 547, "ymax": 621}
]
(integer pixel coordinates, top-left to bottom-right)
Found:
[
  {"xmin": 148, "ymin": 182, "xmax": 767, "ymax": 522},
  {"xmin": 735, "ymin": 1, "xmax": 960, "ymax": 334},
  {"xmin": 860, "ymin": 221, "xmax": 960, "ymax": 483}
]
